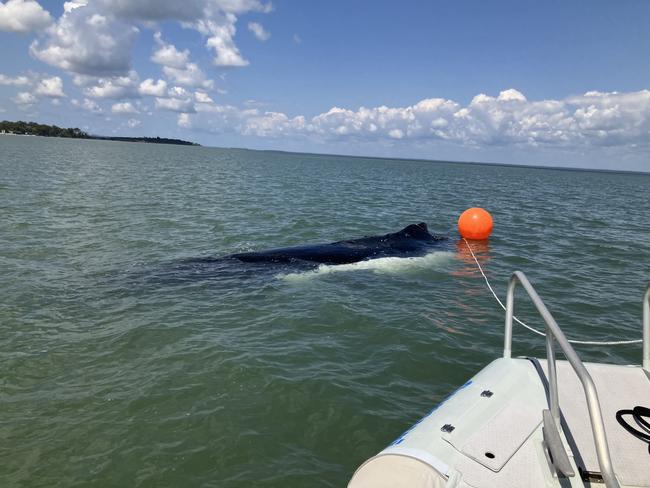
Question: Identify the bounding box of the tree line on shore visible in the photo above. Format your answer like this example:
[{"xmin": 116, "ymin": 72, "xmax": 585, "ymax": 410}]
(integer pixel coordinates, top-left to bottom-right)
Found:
[
  {"xmin": 1, "ymin": 120, "xmax": 88, "ymax": 138},
  {"xmin": 0, "ymin": 120, "xmax": 199, "ymax": 146}
]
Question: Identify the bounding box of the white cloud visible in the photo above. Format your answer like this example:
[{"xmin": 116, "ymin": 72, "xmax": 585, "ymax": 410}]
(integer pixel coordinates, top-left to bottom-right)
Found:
[
  {"xmin": 63, "ymin": 1, "xmax": 87, "ymax": 13},
  {"xmin": 178, "ymin": 112, "xmax": 191, "ymax": 127},
  {"xmin": 168, "ymin": 86, "xmax": 189, "ymax": 98},
  {"xmin": 150, "ymin": 32, "xmax": 214, "ymax": 89},
  {"xmin": 0, "ymin": 73, "xmax": 31, "ymax": 86},
  {"xmin": 84, "ymin": 71, "xmax": 140, "ymax": 98},
  {"xmin": 155, "ymin": 97, "xmax": 196, "ymax": 113},
  {"xmin": 111, "ymin": 101, "xmax": 138, "ymax": 114},
  {"xmin": 12, "ymin": 91, "xmax": 37, "ymax": 105},
  {"xmin": 72, "ymin": 74, "xmax": 91, "ymax": 86},
  {"xmin": 292, "ymin": 33, "xmax": 301, "ymax": 44},
  {"xmin": 127, "ymin": 118, "xmax": 141, "ymax": 128},
  {"xmin": 30, "ymin": 2, "xmax": 138, "ymax": 76},
  {"xmin": 162, "ymin": 63, "xmax": 214, "ymax": 89},
  {"xmin": 195, "ymin": 16, "xmax": 249, "ymax": 67},
  {"xmin": 497, "ymin": 88, "xmax": 527, "ymax": 102},
  {"xmin": 186, "ymin": 102, "xmax": 298, "ymax": 136},
  {"xmin": 151, "ymin": 32, "xmax": 189, "ymax": 69},
  {"xmin": 194, "ymin": 91, "xmax": 213, "ymax": 103},
  {"xmin": 139, "ymin": 78, "xmax": 167, "ymax": 97},
  {"xmin": 97, "ymin": 0, "xmax": 203, "ymax": 21},
  {"xmin": 0, "ymin": 0, "xmax": 52, "ymax": 33},
  {"xmin": 247, "ymin": 21, "xmax": 269, "ymax": 41},
  {"xmin": 35, "ymin": 76, "xmax": 65, "ymax": 97},
  {"xmin": 242, "ymin": 110, "xmax": 305, "ymax": 137},
  {"xmin": 72, "ymin": 97, "xmax": 103, "ymax": 113},
  {"xmin": 83, "ymin": 98, "xmax": 102, "ymax": 113}
]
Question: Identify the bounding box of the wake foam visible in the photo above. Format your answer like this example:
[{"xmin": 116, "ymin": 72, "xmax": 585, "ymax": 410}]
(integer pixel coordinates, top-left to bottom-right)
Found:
[{"xmin": 277, "ymin": 251, "xmax": 454, "ymax": 282}]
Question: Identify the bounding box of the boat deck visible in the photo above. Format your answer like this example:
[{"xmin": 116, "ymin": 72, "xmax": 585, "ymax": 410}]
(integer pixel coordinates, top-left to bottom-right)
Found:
[
  {"xmin": 449, "ymin": 358, "xmax": 650, "ymax": 488},
  {"xmin": 349, "ymin": 273, "xmax": 650, "ymax": 488},
  {"xmin": 541, "ymin": 360, "xmax": 650, "ymax": 487},
  {"xmin": 350, "ymin": 358, "xmax": 650, "ymax": 488}
]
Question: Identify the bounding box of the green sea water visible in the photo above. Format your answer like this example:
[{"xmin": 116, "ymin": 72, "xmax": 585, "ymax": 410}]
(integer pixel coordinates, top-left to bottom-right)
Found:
[{"xmin": 1, "ymin": 135, "xmax": 649, "ymax": 487}]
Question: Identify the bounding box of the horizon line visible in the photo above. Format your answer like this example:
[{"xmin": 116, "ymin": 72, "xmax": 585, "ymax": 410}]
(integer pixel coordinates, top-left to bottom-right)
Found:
[
  {"xmin": 204, "ymin": 144, "xmax": 650, "ymax": 177},
  {"xmin": 3, "ymin": 130, "xmax": 648, "ymax": 176}
]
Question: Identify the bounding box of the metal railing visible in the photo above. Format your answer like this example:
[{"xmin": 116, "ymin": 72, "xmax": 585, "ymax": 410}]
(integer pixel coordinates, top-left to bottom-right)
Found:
[
  {"xmin": 503, "ymin": 271, "xmax": 620, "ymax": 488},
  {"xmin": 643, "ymin": 283, "xmax": 650, "ymax": 371}
]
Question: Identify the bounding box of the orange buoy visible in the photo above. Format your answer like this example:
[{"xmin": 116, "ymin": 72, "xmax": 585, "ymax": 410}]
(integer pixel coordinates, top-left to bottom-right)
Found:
[{"xmin": 458, "ymin": 207, "xmax": 493, "ymax": 240}]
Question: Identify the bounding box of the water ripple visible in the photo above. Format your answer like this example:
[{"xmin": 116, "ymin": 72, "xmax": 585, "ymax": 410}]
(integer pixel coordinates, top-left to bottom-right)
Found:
[{"xmin": 1, "ymin": 136, "xmax": 649, "ymax": 487}]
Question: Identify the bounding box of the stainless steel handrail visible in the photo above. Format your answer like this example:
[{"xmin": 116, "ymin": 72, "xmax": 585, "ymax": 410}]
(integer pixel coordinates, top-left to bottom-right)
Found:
[
  {"xmin": 643, "ymin": 283, "xmax": 650, "ymax": 371},
  {"xmin": 503, "ymin": 271, "xmax": 620, "ymax": 488}
]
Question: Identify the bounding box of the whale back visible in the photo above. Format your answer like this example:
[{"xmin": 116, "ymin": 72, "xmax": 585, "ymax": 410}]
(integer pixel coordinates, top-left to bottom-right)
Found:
[{"xmin": 231, "ymin": 222, "xmax": 446, "ymax": 265}]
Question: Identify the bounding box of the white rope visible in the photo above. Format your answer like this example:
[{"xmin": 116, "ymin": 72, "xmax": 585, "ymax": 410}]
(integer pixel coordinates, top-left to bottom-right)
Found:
[{"xmin": 462, "ymin": 238, "xmax": 643, "ymax": 346}]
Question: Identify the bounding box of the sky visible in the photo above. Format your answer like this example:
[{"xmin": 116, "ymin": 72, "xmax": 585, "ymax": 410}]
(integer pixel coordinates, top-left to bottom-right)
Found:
[{"xmin": 1, "ymin": 0, "xmax": 649, "ymax": 171}]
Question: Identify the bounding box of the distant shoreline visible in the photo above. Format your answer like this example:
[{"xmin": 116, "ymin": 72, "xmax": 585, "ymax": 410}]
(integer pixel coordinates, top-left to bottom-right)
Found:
[
  {"xmin": 88, "ymin": 135, "xmax": 199, "ymax": 146},
  {"xmin": 2, "ymin": 121, "xmax": 647, "ymax": 176},
  {"xmin": 0, "ymin": 120, "xmax": 200, "ymax": 146},
  {"xmin": 0, "ymin": 132, "xmax": 200, "ymax": 146}
]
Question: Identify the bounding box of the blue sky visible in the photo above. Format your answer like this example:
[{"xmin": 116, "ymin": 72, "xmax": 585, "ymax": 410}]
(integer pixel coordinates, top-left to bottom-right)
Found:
[{"xmin": 1, "ymin": 0, "xmax": 649, "ymax": 171}]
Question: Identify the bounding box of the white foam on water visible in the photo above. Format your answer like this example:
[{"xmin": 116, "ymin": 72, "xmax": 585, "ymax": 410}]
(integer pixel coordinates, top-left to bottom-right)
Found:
[{"xmin": 277, "ymin": 251, "xmax": 455, "ymax": 282}]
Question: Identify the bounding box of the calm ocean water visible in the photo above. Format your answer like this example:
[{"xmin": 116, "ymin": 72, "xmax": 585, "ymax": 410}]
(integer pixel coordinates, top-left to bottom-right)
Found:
[{"xmin": 1, "ymin": 135, "xmax": 649, "ymax": 487}]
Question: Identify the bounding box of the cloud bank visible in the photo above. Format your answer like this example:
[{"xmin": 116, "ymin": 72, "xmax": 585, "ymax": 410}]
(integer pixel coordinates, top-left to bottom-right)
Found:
[{"xmin": 179, "ymin": 88, "xmax": 650, "ymax": 149}]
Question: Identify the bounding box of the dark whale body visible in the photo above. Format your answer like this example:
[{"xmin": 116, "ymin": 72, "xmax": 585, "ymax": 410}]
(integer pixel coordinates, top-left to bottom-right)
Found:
[
  {"xmin": 230, "ymin": 223, "xmax": 447, "ymax": 265},
  {"xmin": 123, "ymin": 223, "xmax": 448, "ymax": 288}
]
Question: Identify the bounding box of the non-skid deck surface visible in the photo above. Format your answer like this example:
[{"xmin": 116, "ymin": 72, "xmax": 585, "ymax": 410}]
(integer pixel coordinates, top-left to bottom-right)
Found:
[
  {"xmin": 350, "ymin": 358, "xmax": 648, "ymax": 488},
  {"xmin": 541, "ymin": 361, "xmax": 650, "ymax": 487},
  {"xmin": 442, "ymin": 359, "xmax": 552, "ymax": 488}
]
